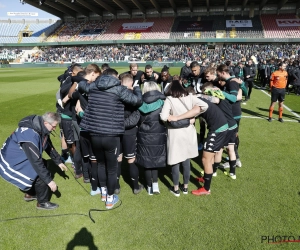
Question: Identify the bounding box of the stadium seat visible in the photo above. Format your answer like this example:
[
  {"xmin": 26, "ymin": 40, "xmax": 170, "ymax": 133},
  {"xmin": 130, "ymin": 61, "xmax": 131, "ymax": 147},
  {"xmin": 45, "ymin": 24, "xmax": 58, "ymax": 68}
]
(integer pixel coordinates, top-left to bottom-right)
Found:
[{"xmin": 261, "ymin": 14, "xmax": 300, "ymax": 38}]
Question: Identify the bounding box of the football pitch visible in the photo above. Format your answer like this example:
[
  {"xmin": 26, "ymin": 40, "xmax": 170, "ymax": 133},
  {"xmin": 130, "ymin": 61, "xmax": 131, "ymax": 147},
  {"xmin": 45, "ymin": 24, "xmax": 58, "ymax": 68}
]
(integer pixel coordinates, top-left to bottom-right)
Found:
[{"xmin": 0, "ymin": 67, "xmax": 300, "ymax": 249}]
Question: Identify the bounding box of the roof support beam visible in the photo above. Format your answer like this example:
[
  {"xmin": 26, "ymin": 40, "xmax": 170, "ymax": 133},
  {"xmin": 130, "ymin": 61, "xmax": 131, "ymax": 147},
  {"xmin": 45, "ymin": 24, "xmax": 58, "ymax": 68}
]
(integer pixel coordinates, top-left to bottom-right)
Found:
[
  {"xmin": 112, "ymin": 0, "xmax": 131, "ymax": 15},
  {"xmin": 93, "ymin": 0, "xmax": 117, "ymax": 16},
  {"xmin": 76, "ymin": 0, "xmax": 103, "ymax": 17},
  {"xmin": 168, "ymin": 0, "xmax": 177, "ymax": 13},
  {"xmin": 206, "ymin": 0, "xmax": 210, "ymax": 12},
  {"xmin": 43, "ymin": 0, "xmax": 77, "ymax": 18},
  {"xmin": 187, "ymin": 0, "xmax": 193, "ymax": 13},
  {"xmin": 277, "ymin": 0, "xmax": 289, "ymax": 10},
  {"xmin": 242, "ymin": 0, "xmax": 248, "ymax": 11},
  {"xmin": 131, "ymin": 0, "xmax": 146, "ymax": 14},
  {"xmin": 25, "ymin": 0, "xmax": 64, "ymax": 18},
  {"xmin": 58, "ymin": 0, "xmax": 90, "ymax": 17},
  {"xmin": 259, "ymin": 0, "xmax": 269, "ymax": 11},
  {"xmin": 224, "ymin": 0, "xmax": 228, "ymax": 12},
  {"xmin": 149, "ymin": 0, "xmax": 161, "ymax": 13}
]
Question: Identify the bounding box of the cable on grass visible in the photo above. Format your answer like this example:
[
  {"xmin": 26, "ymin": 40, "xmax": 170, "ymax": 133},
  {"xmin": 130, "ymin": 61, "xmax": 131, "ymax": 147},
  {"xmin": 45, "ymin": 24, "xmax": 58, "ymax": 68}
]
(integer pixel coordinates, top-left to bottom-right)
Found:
[
  {"xmin": 0, "ymin": 213, "xmax": 88, "ymax": 223},
  {"xmin": 88, "ymin": 200, "xmax": 122, "ymax": 223},
  {"xmin": 0, "ymin": 164, "xmax": 122, "ymax": 223},
  {"xmin": 67, "ymin": 162, "xmax": 123, "ymax": 223}
]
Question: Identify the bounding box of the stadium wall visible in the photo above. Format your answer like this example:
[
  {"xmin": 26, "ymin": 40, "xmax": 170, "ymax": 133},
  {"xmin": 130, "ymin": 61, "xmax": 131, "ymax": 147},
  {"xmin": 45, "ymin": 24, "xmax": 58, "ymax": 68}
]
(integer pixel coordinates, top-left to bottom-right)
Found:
[
  {"xmin": 0, "ymin": 61, "xmax": 185, "ymax": 69},
  {"xmin": 0, "ymin": 37, "xmax": 295, "ymax": 48}
]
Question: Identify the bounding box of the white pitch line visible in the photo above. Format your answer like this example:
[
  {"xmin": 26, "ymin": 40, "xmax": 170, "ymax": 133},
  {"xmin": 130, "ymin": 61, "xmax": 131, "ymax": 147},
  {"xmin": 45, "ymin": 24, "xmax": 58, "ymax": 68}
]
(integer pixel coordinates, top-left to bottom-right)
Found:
[
  {"xmin": 241, "ymin": 115, "xmax": 299, "ymax": 122},
  {"xmin": 260, "ymin": 89, "xmax": 300, "ymax": 119}
]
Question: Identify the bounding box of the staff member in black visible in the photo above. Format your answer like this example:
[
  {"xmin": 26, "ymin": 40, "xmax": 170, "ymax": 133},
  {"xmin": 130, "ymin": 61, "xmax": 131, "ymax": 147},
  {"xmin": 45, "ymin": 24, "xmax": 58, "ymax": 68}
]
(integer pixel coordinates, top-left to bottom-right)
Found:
[
  {"xmin": 143, "ymin": 64, "xmax": 160, "ymax": 83},
  {"xmin": 183, "ymin": 61, "xmax": 205, "ymax": 94},
  {"xmin": 243, "ymin": 59, "xmax": 256, "ymax": 101},
  {"xmin": 158, "ymin": 65, "xmax": 173, "ymax": 94},
  {"xmin": 77, "ymin": 68, "xmax": 143, "ymax": 209},
  {"xmin": 119, "ymin": 63, "xmax": 144, "ymax": 87}
]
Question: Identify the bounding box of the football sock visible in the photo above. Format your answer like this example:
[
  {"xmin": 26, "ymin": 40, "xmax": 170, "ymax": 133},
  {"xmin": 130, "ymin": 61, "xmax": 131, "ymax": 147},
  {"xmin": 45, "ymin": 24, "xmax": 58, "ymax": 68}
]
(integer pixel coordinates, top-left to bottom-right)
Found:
[
  {"xmin": 269, "ymin": 107, "xmax": 274, "ymax": 118},
  {"xmin": 116, "ymin": 161, "xmax": 121, "ymax": 189},
  {"xmin": 129, "ymin": 162, "xmax": 139, "ymax": 190},
  {"xmin": 213, "ymin": 162, "xmax": 220, "ymax": 174},
  {"xmin": 101, "ymin": 186, "xmax": 107, "ymax": 195},
  {"xmin": 90, "ymin": 161, "xmax": 98, "ymax": 191},
  {"xmin": 107, "ymin": 195, "xmax": 113, "ymax": 202},
  {"xmin": 61, "ymin": 148, "xmax": 68, "ymax": 156},
  {"xmin": 234, "ymin": 144, "xmax": 240, "ymax": 159},
  {"xmin": 229, "ymin": 160, "xmax": 236, "ymax": 175},
  {"xmin": 279, "ymin": 107, "xmax": 283, "ymax": 118},
  {"xmin": 204, "ymin": 173, "xmax": 213, "ymax": 191}
]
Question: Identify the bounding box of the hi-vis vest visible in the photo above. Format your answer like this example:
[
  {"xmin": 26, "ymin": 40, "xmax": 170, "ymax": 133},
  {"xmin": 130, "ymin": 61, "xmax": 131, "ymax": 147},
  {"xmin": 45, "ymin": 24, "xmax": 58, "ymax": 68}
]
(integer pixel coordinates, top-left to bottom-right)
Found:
[{"xmin": 0, "ymin": 127, "xmax": 42, "ymax": 191}]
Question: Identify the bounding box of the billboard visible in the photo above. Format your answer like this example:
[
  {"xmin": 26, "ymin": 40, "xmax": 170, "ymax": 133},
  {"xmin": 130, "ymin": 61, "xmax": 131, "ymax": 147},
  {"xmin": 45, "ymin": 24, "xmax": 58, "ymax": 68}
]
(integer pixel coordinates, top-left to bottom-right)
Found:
[
  {"xmin": 118, "ymin": 22, "xmax": 154, "ymax": 33},
  {"xmin": 7, "ymin": 12, "xmax": 38, "ymax": 16},
  {"xmin": 177, "ymin": 21, "xmax": 213, "ymax": 31},
  {"xmin": 226, "ymin": 20, "xmax": 252, "ymax": 27},
  {"xmin": 276, "ymin": 19, "xmax": 300, "ymax": 27}
]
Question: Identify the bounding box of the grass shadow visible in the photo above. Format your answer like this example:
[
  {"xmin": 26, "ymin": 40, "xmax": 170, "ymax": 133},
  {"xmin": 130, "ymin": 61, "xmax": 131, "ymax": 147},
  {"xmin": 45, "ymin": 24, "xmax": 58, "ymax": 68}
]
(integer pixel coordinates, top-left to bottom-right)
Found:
[
  {"xmin": 241, "ymin": 108, "xmax": 267, "ymax": 119},
  {"xmin": 257, "ymin": 107, "xmax": 299, "ymax": 120},
  {"xmin": 66, "ymin": 227, "xmax": 98, "ymax": 250},
  {"xmin": 47, "ymin": 159, "xmax": 69, "ymax": 180}
]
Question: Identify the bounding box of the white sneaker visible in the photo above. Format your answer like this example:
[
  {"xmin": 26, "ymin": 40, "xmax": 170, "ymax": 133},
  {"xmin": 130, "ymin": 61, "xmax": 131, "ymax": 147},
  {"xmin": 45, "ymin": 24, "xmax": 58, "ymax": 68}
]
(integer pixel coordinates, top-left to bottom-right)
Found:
[
  {"xmin": 229, "ymin": 173, "xmax": 237, "ymax": 180},
  {"xmin": 90, "ymin": 187, "xmax": 101, "ymax": 196},
  {"xmin": 236, "ymin": 159, "xmax": 242, "ymax": 167},
  {"xmin": 147, "ymin": 186, "xmax": 153, "ymax": 195},
  {"xmin": 212, "ymin": 172, "xmax": 217, "ymax": 177},
  {"xmin": 152, "ymin": 182, "xmax": 160, "ymax": 194},
  {"xmin": 222, "ymin": 162, "xmax": 229, "ymax": 169}
]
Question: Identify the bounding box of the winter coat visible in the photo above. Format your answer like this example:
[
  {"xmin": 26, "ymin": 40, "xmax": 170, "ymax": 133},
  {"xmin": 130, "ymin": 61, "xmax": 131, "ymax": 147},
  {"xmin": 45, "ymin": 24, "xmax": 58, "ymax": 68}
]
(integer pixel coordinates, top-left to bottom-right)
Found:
[
  {"xmin": 78, "ymin": 75, "xmax": 143, "ymax": 135},
  {"xmin": 160, "ymin": 94, "xmax": 208, "ymax": 165},
  {"xmin": 243, "ymin": 64, "xmax": 256, "ymax": 82},
  {"xmin": 136, "ymin": 90, "xmax": 167, "ymax": 168}
]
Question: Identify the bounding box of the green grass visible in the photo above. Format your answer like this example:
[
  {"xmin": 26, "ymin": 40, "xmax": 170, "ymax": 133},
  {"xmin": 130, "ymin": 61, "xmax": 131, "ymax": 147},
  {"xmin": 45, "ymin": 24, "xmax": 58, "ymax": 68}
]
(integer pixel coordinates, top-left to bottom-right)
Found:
[{"xmin": 0, "ymin": 67, "xmax": 300, "ymax": 250}]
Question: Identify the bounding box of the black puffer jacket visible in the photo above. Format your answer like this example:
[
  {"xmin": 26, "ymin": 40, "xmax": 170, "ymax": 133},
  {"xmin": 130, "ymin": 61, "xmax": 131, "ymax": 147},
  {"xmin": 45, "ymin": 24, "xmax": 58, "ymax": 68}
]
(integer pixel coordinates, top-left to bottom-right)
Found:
[
  {"xmin": 136, "ymin": 90, "xmax": 167, "ymax": 169},
  {"xmin": 78, "ymin": 75, "xmax": 142, "ymax": 136}
]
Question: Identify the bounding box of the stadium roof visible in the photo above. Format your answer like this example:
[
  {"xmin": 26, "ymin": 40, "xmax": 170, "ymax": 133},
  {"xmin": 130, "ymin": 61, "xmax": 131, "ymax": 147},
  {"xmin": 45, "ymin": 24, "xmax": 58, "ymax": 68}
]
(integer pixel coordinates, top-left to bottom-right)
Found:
[{"xmin": 25, "ymin": 0, "xmax": 300, "ymax": 19}]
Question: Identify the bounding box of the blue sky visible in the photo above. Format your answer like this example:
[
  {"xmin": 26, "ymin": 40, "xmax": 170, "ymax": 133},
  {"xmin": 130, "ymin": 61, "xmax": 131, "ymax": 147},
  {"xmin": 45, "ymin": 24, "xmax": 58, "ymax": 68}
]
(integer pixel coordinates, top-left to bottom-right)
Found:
[{"xmin": 0, "ymin": 1, "xmax": 58, "ymax": 19}]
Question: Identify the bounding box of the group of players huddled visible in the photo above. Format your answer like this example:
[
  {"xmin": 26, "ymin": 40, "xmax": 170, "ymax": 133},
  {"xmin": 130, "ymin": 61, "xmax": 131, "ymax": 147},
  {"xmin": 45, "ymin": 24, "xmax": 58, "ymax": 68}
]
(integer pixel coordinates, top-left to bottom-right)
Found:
[{"xmin": 56, "ymin": 57, "xmax": 289, "ymax": 208}]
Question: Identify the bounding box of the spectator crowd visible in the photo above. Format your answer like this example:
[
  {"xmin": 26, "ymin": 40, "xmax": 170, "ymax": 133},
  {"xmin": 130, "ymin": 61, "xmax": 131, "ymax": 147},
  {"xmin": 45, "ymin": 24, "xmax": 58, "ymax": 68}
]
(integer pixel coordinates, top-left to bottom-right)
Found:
[{"xmin": 17, "ymin": 43, "xmax": 300, "ymax": 63}]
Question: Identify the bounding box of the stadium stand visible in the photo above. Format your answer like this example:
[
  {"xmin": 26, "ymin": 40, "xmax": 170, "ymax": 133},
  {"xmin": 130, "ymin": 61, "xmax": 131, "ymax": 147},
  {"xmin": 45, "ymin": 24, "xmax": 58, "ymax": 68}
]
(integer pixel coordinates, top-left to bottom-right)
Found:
[
  {"xmin": 169, "ymin": 15, "xmax": 263, "ymax": 39},
  {"xmin": 225, "ymin": 15, "xmax": 264, "ymax": 38},
  {"xmin": 76, "ymin": 20, "xmax": 112, "ymax": 41},
  {"xmin": 170, "ymin": 16, "xmax": 199, "ymax": 39},
  {"xmin": 20, "ymin": 43, "xmax": 298, "ymax": 64},
  {"xmin": 0, "ymin": 19, "xmax": 61, "ymax": 44},
  {"xmin": 47, "ymin": 21, "xmax": 86, "ymax": 42},
  {"xmin": 261, "ymin": 14, "xmax": 300, "ymax": 38},
  {"xmin": 140, "ymin": 17, "xmax": 173, "ymax": 40},
  {"xmin": 0, "ymin": 48, "xmax": 22, "ymax": 60},
  {"xmin": 201, "ymin": 15, "xmax": 227, "ymax": 39}
]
